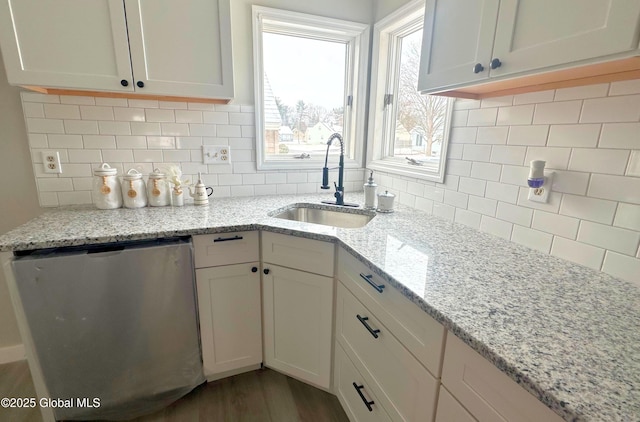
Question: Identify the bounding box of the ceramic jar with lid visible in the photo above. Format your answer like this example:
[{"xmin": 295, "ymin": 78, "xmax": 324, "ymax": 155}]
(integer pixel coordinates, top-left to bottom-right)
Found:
[
  {"xmin": 377, "ymin": 190, "xmax": 395, "ymax": 213},
  {"xmin": 122, "ymin": 169, "xmax": 148, "ymax": 208},
  {"xmin": 147, "ymin": 168, "xmax": 170, "ymax": 207},
  {"xmin": 92, "ymin": 163, "xmax": 122, "ymax": 210}
]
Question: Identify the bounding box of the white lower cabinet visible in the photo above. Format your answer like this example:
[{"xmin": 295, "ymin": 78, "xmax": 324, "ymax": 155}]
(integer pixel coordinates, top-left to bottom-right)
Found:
[
  {"xmin": 335, "ymin": 342, "xmax": 392, "ymax": 422},
  {"xmin": 435, "ymin": 388, "xmax": 476, "ymax": 422},
  {"xmin": 261, "ymin": 232, "xmax": 335, "ymax": 390},
  {"xmin": 440, "ymin": 334, "xmax": 563, "ymax": 422},
  {"xmin": 336, "ymin": 282, "xmax": 440, "ymax": 422},
  {"xmin": 193, "ymin": 232, "xmax": 262, "ymax": 381}
]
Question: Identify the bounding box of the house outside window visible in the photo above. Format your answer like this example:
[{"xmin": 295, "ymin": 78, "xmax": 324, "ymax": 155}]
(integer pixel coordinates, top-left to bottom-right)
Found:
[{"xmin": 252, "ymin": 6, "xmax": 369, "ymax": 171}]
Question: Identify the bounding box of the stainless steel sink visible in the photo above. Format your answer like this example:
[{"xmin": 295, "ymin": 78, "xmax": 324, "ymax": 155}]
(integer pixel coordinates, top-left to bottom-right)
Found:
[{"xmin": 270, "ymin": 204, "xmax": 375, "ymax": 228}]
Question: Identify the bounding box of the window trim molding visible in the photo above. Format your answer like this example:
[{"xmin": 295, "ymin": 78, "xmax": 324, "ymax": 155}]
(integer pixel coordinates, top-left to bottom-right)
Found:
[
  {"xmin": 252, "ymin": 6, "xmax": 370, "ymax": 171},
  {"xmin": 366, "ymin": 0, "xmax": 452, "ymax": 183}
]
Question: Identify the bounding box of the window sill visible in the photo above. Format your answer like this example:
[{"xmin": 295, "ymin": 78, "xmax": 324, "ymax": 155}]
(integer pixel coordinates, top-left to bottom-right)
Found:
[{"xmin": 368, "ymin": 158, "xmax": 445, "ymax": 183}]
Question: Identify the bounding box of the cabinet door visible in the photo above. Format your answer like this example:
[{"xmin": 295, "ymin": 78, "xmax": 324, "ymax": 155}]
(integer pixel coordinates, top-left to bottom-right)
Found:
[
  {"xmin": 262, "ymin": 264, "xmax": 334, "ymax": 389},
  {"xmin": 196, "ymin": 263, "xmax": 262, "ymax": 378},
  {"xmin": 491, "ymin": 0, "xmax": 640, "ymax": 78},
  {"xmin": 0, "ymin": 0, "xmax": 133, "ymax": 91},
  {"xmin": 124, "ymin": 0, "xmax": 234, "ymax": 99},
  {"xmin": 418, "ymin": 0, "xmax": 499, "ymax": 93}
]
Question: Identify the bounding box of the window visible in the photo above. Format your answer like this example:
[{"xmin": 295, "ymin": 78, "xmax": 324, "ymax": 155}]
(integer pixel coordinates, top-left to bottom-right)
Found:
[
  {"xmin": 252, "ymin": 6, "xmax": 369, "ymax": 171},
  {"xmin": 367, "ymin": 0, "xmax": 453, "ymax": 182}
]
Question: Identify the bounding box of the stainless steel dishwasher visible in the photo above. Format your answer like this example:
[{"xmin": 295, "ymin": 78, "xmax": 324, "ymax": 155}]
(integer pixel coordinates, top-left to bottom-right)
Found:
[{"xmin": 11, "ymin": 237, "xmax": 205, "ymax": 421}]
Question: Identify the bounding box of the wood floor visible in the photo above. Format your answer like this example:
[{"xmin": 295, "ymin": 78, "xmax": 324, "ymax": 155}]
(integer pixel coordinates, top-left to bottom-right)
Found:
[{"xmin": 0, "ymin": 360, "xmax": 349, "ymax": 422}]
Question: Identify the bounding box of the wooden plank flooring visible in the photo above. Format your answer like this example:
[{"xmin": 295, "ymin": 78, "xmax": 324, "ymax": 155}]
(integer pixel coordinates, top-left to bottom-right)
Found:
[{"xmin": 0, "ymin": 360, "xmax": 349, "ymax": 422}]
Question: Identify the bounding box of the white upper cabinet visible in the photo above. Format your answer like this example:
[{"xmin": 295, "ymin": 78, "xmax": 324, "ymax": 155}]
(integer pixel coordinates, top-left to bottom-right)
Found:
[
  {"xmin": 418, "ymin": 0, "xmax": 640, "ymax": 94},
  {"xmin": 0, "ymin": 0, "xmax": 234, "ymax": 99},
  {"xmin": 0, "ymin": 0, "xmax": 133, "ymax": 92}
]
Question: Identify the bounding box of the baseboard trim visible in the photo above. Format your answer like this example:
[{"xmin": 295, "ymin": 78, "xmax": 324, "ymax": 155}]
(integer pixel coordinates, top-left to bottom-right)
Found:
[{"xmin": 0, "ymin": 344, "xmax": 26, "ymax": 364}]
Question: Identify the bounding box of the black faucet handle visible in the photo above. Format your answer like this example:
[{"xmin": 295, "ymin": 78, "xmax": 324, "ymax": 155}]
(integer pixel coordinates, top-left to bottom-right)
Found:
[{"xmin": 321, "ymin": 167, "xmax": 330, "ymax": 189}]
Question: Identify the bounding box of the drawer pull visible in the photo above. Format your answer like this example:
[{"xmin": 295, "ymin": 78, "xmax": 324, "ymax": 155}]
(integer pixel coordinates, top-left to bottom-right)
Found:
[
  {"xmin": 359, "ymin": 273, "xmax": 385, "ymax": 293},
  {"xmin": 213, "ymin": 235, "xmax": 244, "ymax": 243},
  {"xmin": 352, "ymin": 382, "xmax": 375, "ymax": 412},
  {"xmin": 356, "ymin": 314, "xmax": 380, "ymax": 339}
]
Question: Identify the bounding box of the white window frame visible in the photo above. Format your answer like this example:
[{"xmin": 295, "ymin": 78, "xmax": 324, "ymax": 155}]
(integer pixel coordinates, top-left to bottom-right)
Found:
[
  {"xmin": 366, "ymin": 0, "xmax": 453, "ymax": 183},
  {"xmin": 252, "ymin": 6, "xmax": 370, "ymax": 171}
]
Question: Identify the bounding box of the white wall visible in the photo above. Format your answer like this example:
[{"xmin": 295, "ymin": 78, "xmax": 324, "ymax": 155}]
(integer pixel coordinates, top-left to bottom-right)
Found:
[
  {"xmin": 0, "ymin": 63, "xmax": 42, "ymax": 349},
  {"xmin": 373, "ymin": 82, "xmax": 640, "ymax": 285}
]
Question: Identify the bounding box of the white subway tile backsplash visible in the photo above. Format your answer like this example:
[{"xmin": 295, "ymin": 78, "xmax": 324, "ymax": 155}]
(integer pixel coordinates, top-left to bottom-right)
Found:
[
  {"xmin": 276, "ymin": 184, "xmax": 297, "ymax": 195},
  {"xmin": 176, "ymin": 137, "xmax": 203, "ymax": 149},
  {"xmin": 44, "ymin": 104, "xmax": 80, "ymax": 119},
  {"xmin": 614, "ymin": 203, "xmax": 640, "ymax": 231},
  {"xmin": 145, "ymin": 109, "xmax": 175, "ymax": 123},
  {"xmin": 547, "ymin": 124, "xmax": 601, "ymax": 148},
  {"xmin": 23, "ymin": 102, "xmax": 44, "ymax": 118},
  {"xmin": 453, "ymin": 99, "xmax": 480, "ymax": 110},
  {"xmin": 511, "ymin": 225, "xmax": 552, "ymax": 253},
  {"xmin": 95, "ymin": 98, "xmax": 128, "ymax": 107},
  {"xmin": 480, "ymin": 96, "xmax": 513, "ymax": 108},
  {"xmin": 476, "ymin": 126, "xmax": 509, "ymax": 144},
  {"xmin": 486, "ymin": 181, "xmax": 519, "ymax": 204},
  {"xmin": 533, "ymin": 101, "xmax": 582, "ymax": 124},
  {"xmin": 442, "ymin": 174, "xmax": 460, "ymax": 191},
  {"xmin": 513, "ymin": 90, "xmax": 555, "ymax": 105},
  {"xmin": 28, "ymin": 134, "xmax": 48, "ymax": 148},
  {"xmin": 446, "ymin": 159, "xmax": 472, "ymax": 177},
  {"xmin": 444, "ymin": 190, "xmax": 468, "ymax": 208},
  {"xmin": 524, "ymin": 147, "xmax": 571, "ymax": 169},
  {"xmin": 602, "ymin": 252, "xmax": 640, "ymax": 285},
  {"xmin": 175, "ymin": 110, "xmax": 203, "ymax": 124},
  {"xmin": 470, "ymin": 162, "xmax": 501, "ymax": 181},
  {"xmin": 458, "ymin": 177, "xmax": 486, "ymax": 196},
  {"xmin": 552, "ymin": 236, "xmax": 606, "ymax": 270},
  {"xmin": 231, "ymin": 185, "xmax": 256, "ymax": 197},
  {"xmin": 229, "ymin": 112, "xmax": 254, "ymax": 125},
  {"xmin": 560, "ymin": 194, "xmax": 617, "ymax": 224},
  {"xmin": 116, "ymin": 136, "xmax": 147, "ymax": 149},
  {"xmin": 462, "ymin": 145, "xmax": 491, "ymax": 161},
  {"xmin": 133, "ymin": 149, "xmax": 163, "ymax": 163},
  {"xmin": 80, "ymin": 106, "xmax": 114, "ymax": 121},
  {"xmin": 447, "ymin": 144, "xmax": 464, "ymax": 159},
  {"xmin": 569, "ymin": 148, "xmax": 629, "ymax": 175},
  {"xmin": 490, "ymin": 145, "xmax": 526, "ymax": 165},
  {"xmin": 38, "ymin": 192, "xmax": 59, "ymax": 207},
  {"xmin": 407, "ymin": 180, "xmax": 425, "ymax": 197},
  {"xmin": 162, "ymin": 150, "xmax": 191, "ymax": 162},
  {"xmin": 532, "ymin": 210, "xmax": 579, "ymax": 239},
  {"xmin": 28, "ymin": 118, "xmax": 65, "ymax": 134},
  {"xmin": 22, "ymin": 92, "xmax": 60, "ymax": 103},
  {"xmin": 218, "ymin": 174, "xmax": 243, "ymax": 186},
  {"xmin": 454, "ymin": 209, "xmax": 481, "ymax": 229},
  {"xmin": 58, "ymin": 191, "xmax": 92, "ymax": 205},
  {"xmin": 581, "ymin": 95, "xmax": 640, "ymax": 123},
  {"xmin": 598, "ymin": 123, "xmax": 640, "ymax": 149},
  {"xmin": 415, "ymin": 197, "xmax": 434, "ymax": 214},
  {"xmin": 68, "ymin": 149, "xmax": 102, "ymax": 163},
  {"xmin": 215, "ymin": 104, "xmax": 241, "ymax": 113},
  {"xmin": 159, "ymin": 101, "xmax": 188, "ymax": 110},
  {"xmin": 233, "ymin": 162, "xmax": 257, "ymax": 173},
  {"xmin": 128, "ymin": 99, "xmax": 158, "ymax": 109},
  {"xmin": 467, "ymin": 108, "xmax": 497, "ymax": 126},
  {"xmin": 98, "ymin": 121, "xmax": 131, "ymax": 135},
  {"xmin": 131, "ymin": 122, "xmax": 161, "ymax": 136},
  {"xmin": 609, "ymin": 79, "xmax": 640, "ymax": 96},
  {"xmin": 468, "ymin": 195, "xmax": 496, "ymax": 216},
  {"xmin": 496, "ymin": 202, "xmax": 533, "ymax": 226},
  {"xmin": 480, "ymin": 216, "xmax": 513, "ymax": 239},
  {"xmin": 451, "ymin": 110, "xmax": 468, "ymax": 127},
  {"xmin": 60, "ymin": 96, "xmax": 95, "ymax": 105},
  {"xmin": 147, "ymin": 136, "xmax": 176, "ymax": 149},
  {"xmin": 578, "ymin": 221, "xmax": 640, "ymax": 256},
  {"xmin": 58, "ymin": 163, "xmax": 92, "ymax": 177},
  {"xmin": 433, "ymin": 203, "xmax": 455, "ymax": 221},
  {"xmin": 588, "ymin": 174, "xmax": 640, "ymax": 205},
  {"xmin": 37, "ymin": 178, "xmax": 74, "ymax": 192},
  {"xmin": 189, "ymin": 124, "xmax": 217, "ymax": 136},
  {"xmin": 554, "ymin": 84, "xmax": 609, "ymax": 101},
  {"xmin": 72, "ymin": 177, "xmax": 93, "ymax": 191},
  {"xmin": 64, "ymin": 120, "xmax": 98, "ymax": 135},
  {"xmin": 48, "ymin": 134, "xmax": 83, "ymax": 149},
  {"xmin": 423, "ymin": 185, "xmax": 444, "ymax": 202},
  {"xmin": 255, "ymin": 184, "xmax": 277, "ymax": 196},
  {"xmin": 102, "ymin": 150, "xmax": 133, "ymax": 163},
  {"xmin": 83, "ymin": 135, "xmax": 116, "ymax": 149},
  {"xmin": 626, "ymin": 150, "xmax": 640, "ymax": 177},
  {"xmin": 496, "ymin": 105, "xmax": 534, "ymax": 126},
  {"xmin": 507, "ymin": 125, "xmax": 548, "ymax": 146},
  {"xmin": 161, "ymin": 123, "xmax": 190, "ymax": 136},
  {"xmin": 216, "ymin": 125, "xmax": 242, "ymax": 138},
  {"xmin": 499, "ymin": 165, "xmax": 528, "ymax": 186},
  {"xmin": 549, "ymin": 170, "xmax": 589, "ymax": 195},
  {"xmin": 449, "ymin": 127, "xmax": 477, "ymax": 143},
  {"xmin": 114, "ymin": 107, "xmax": 146, "ymax": 122}
]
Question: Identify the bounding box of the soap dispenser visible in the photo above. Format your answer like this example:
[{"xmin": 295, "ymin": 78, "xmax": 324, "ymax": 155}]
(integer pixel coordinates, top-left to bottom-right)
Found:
[{"xmin": 364, "ymin": 170, "xmax": 377, "ymax": 210}]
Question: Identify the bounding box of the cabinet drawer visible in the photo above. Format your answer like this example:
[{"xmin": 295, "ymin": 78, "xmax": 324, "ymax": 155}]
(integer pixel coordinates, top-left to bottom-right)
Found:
[
  {"xmin": 335, "ymin": 342, "xmax": 392, "ymax": 422},
  {"xmin": 442, "ymin": 334, "xmax": 563, "ymax": 422},
  {"xmin": 262, "ymin": 231, "xmax": 334, "ymax": 277},
  {"xmin": 338, "ymin": 247, "xmax": 445, "ymax": 376},
  {"xmin": 193, "ymin": 231, "xmax": 259, "ymax": 268},
  {"xmin": 336, "ymin": 282, "xmax": 439, "ymax": 422},
  {"xmin": 435, "ymin": 388, "xmax": 475, "ymax": 422}
]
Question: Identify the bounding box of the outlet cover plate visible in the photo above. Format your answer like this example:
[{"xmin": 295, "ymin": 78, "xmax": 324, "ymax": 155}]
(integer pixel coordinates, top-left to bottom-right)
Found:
[
  {"xmin": 42, "ymin": 151, "xmax": 62, "ymax": 174},
  {"xmin": 202, "ymin": 145, "xmax": 231, "ymax": 164},
  {"xmin": 528, "ymin": 171, "xmax": 554, "ymax": 203}
]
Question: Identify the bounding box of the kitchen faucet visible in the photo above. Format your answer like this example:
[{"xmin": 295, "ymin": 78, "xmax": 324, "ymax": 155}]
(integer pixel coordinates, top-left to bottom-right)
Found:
[{"xmin": 321, "ymin": 133, "xmax": 358, "ymax": 207}]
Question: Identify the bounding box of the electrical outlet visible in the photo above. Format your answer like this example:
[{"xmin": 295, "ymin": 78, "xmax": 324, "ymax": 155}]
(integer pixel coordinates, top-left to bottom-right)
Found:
[
  {"xmin": 202, "ymin": 145, "xmax": 231, "ymax": 164},
  {"xmin": 42, "ymin": 151, "xmax": 62, "ymax": 174},
  {"xmin": 528, "ymin": 171, "xmax": 554, "ymax": 203}
]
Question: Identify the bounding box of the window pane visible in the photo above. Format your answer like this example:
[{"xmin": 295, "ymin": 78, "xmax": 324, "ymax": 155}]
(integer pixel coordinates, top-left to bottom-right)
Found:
[
  {"xmin": 393, "ymin": 28, "xmax": 448, "ymax": 170},
  {"xmin": 262, "ymin": 32, "xmax": 346, "ymax": 160}
]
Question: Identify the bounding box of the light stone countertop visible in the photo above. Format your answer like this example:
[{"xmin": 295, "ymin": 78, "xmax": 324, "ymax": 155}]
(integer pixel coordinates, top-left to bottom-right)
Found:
[{"xmin": 1, "ymin": 192, "xmax": 638, "ymax": 422}]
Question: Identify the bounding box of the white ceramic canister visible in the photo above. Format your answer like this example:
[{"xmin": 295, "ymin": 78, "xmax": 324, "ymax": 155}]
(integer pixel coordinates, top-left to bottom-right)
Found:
[
  {"xmin": 147, "ymin": 168, "xmax": 171, "ymax": 207},
  {"xmin": 92, "ymin": 163, "xmax": 122, "ymax": 210},
  {"xmin": 363, "ymin": 170, "xmax": 377, "ymax": 210},
  {"xmin": 377, "ymin": 190, "xmax": 396, "ymax": 213},
  {"xmin": 122, "ymin": 169, "xmax": 148, "ymax": 208}
]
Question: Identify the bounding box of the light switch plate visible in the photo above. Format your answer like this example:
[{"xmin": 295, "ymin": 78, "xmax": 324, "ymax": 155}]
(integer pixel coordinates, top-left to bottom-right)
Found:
[
  {"xmin": 528, "ymin": 171, "xmax": 554, "ymax": 203},
  {"xmin": 202, "ymin": 145, "xmax": 231, "ymax": 164}
]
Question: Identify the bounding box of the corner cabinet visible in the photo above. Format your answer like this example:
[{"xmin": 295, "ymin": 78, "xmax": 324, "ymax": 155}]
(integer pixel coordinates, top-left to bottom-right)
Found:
[
  {"xmin": 0, "ymin": 0, "xmax": 234, "ymax": 99},
  {"xmin": 418, "ymin": 0, "xmax": 640, "ymax": 95},
  {"xmin": 261, "ymin": 232, "xmax": 335, "ymax": 390},
  {"xmin": 193, "ymin": 232, "xmax": 262, "ymax": 381}
]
